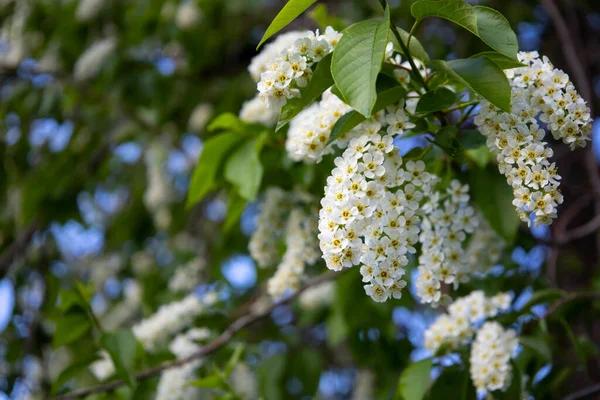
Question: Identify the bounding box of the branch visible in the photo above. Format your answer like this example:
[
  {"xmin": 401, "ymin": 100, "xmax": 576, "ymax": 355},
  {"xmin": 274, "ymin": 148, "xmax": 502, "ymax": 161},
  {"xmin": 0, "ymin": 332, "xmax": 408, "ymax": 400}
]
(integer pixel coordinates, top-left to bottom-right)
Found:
[
  {"xmin": 563, "ymin": 383, "xmax": 600, "ymax": 400},
  {"xmin": 50, "ymin": 270, "xmax": 342, "ymax": 400},
  {"xmin": 0, "ymin": 221, "xmax": 39, "ymax": 278}
]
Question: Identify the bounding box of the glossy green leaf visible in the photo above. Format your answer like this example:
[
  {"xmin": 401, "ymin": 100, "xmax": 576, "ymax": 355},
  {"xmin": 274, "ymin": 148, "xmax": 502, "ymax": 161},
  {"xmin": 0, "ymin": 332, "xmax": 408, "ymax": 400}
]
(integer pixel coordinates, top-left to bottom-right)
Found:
[
  {"xmin": 429, "ymin": 57, "xmax": 511, "ymax": 112},
  {"xmin": 328, "ymin": 84, "xmax": 406, "ymax": 144},
  {"xmin": 53, "ymin": 313, "xmax": 91, "ymax": 348},
  {"xmin": 101, "ymin": 329, "xmax": 137, "ymax": 387},
  {"xmin": 276, "ymin": 54, "xmax": 334, "ymax": 131},
  {"xmin": 186, "ymin": 132, "xmax": 246, "ymax": 208},
  {"xmin": 331, "ymin": 7, "xmax": 390, "ymax": 116},
  {"xmin": 390, "ymin": 27, "xmax": 430, "ymax": 62},
  {"xmin": 411, "ymin": 0, "xmax": 518, "ymax": 59},
  {"xmin": 519, "ymin": 336, "xmax": 552, "ymax": 362},
  {"xmin": 468, "ymin": 164, "xmax": 520, "ymax": 242},
  {"xmin": 395, "ymin": 357, "xmax": 433, "ymax": 400},
  {"xmin": 257, "ymin": 0, "xmax": 319, "ymax": 49},
  {"xmin": 208, "ymin": 113, "xmax": 245, "ymax": 133},
  {"xmin": 223, "ymin": 191, "xmax": 247, "ymax": 233},
  {"xmin": 471, "ymin": 51, "xmax": 526, "ymax": 69},
  {"xmin": 416, "ymin": 87, "xmax": 457, "ymax": 113},
  {"xmin": 224, "ymin": 133, "xmax": 268, "ymax": 201}
]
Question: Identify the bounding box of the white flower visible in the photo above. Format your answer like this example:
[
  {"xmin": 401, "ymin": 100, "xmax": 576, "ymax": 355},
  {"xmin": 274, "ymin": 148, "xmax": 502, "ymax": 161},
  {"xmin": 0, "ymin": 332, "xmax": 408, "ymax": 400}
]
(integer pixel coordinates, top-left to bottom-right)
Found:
[{"xmin": 74, "ymin": 38, "xmax": 117, "ymax": 81}]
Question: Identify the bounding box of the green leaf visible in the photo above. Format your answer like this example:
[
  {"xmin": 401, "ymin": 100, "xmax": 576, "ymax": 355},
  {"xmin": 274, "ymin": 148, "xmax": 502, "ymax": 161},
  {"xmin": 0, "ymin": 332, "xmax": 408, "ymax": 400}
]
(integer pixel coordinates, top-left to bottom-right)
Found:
[
  {"xmin": 465, "ymin": 146, "xmax": 490, "ymax": 168},
  {"xmin": 101, "ymin": 329, "xmax": 138, "ymax": 387},
  {"xmin": 186, "ymin": 132, "xmax": 246, "ymax": 208},
  {"xmin": 521, "ymin": 288, "xmax": 566, "ymax": 311},
  {"xmin": 223, "ymin": 191, "xmax": 247, "ymax": 233},
  {"xmin": 258, "ymin": 354, "xmax": 287, "ymax": 400},
  {"xmin": 224, "ymin": 133, "xmax": 268, "ymax": 201},
  {"xmin": 224, "ymin": 344, "xmax": 245, "ymax": 377},
  {"xmin": 257, "ymin": 0, "xmax": 319, "ymax": 49},
  {"xmin": 471, "ymin": 51, "xmax": 526, "ymax": 69},
  {"xmin": 428, "ymin": 366, "xmax": 477, "ymax": 400},
  {"xmin": 395, "ymin": 357, "xmax": 433, "ymax": 400},
  {"xmin": 429, "ymin": 126, "xmax": 462, "ymax": 158},
  {"xmin": 468, "ymin": 164, "xmax": 520, "ymax": 242},
  {"xmin": 53, "ymin": 313, "xmax": 91, "ymax": 348},
  {"xmin": 276, "ymin": 54, "xmax": 334, "ymax": 131},
  {"xmin": 309, "ymin": 4, "xmax": 344, "ymax": 31},
  {"xmin": 52, "ymin": 355, "xmax": 101, "ymax": 394},
  {"xmin": 390, "ymin": 27, "xmax": 430, "ymax": 62},
  {"xmin": 331, "ymin": 7, "xmax": 390, "ymax": 117},
  {"xmin": 328, "ymin": 84, "xmax": 406, "ymax": 144},
  {"xmin": 189, "ymin": 373, "xmax": 226, "ymax": 388},
  {"xmin": 458, "ymin": 129, "xmax": 486, "ymax": 149},
  {"xmin": 411, "ymin": 0, "xmax": 518, "ymax": 59},
  {"xmin": 208, "ymin": 113, "xmax": 245, "ymax": 133},
  {"xmin": 416, "ymin": 87, "xmax": 457, "ymax": 113},
  {"xmin": 519, "ymin": 336, "xmax": 552, "ymax": 362},
  {"xmin": 429, "ymin": 57, "xmax": 511, "ymax": 112}
]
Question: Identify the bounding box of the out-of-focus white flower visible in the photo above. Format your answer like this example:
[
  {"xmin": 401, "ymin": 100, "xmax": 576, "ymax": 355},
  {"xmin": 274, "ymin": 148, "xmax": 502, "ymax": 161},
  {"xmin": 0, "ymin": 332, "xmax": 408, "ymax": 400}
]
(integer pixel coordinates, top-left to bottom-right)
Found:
[
  {"xmin": 74, "ymin": 38, "xmax": 117, "ymax": 81},
  {"xmin": 75, "ymin": 0, "xmax": 104, "ymax": 22},
  {"xmin": 89, "ymin": 351, "xmax": 115, "ymax": 382},
  {"xmin": 188, "ymin": 103, "xmax": 213, "ymax": 132},
  {"xmin": 176, "ymin": 1, "xmax": 202, "ymax": 30}
]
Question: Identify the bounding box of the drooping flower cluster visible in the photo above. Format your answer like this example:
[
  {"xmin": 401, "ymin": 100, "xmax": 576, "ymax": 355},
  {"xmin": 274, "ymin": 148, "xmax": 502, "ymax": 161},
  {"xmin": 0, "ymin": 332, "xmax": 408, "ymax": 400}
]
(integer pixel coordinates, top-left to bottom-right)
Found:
[
  {"xmin": 464, "ymin": 214, "xmax": 506, "ymax": 276},
  {"xmin": 249, "ymin": 188, "xmax": 320, "ymax": 298},
  {"xmin": 257, "ymin": 27, "xmax": 342, "ymax": 108},
  {"xmin": 132, "ymin": 292, "xmax": 217, "ymax": 352},
  {"xmin": 424, "ymin": 291, "xmax": 512, "ymax": 353},
  {"xmin": 267, "ymin": 207, "xmax": 320, "ymax": 298},
  {"xmin": 248, "ymin": 188, "xmax": 290, "ymax": 267},
  {"xmin": 470, "ymin": 321, "xmax": 519, "ymax": 393},
  {"xmin": 415, "ymin": 180, "xmax": 479, "ymax": 305},
  {"xmin": 168, "ymin": 256, "xmax": 207, "ymax": 293},
  {"xmin": 475, "ymin": 51, "xmax": 593, "ymax": 227},
  {"xmin": 156, "ymin": 328, "xmax": 212, "ymax": 400},
  {"xmin": 318, "ymin": 123, "xmax": 438, "ymax": 302},
  {"xmin": 285, "ymin": 89, "xmax": 353, "ymax": 162}
]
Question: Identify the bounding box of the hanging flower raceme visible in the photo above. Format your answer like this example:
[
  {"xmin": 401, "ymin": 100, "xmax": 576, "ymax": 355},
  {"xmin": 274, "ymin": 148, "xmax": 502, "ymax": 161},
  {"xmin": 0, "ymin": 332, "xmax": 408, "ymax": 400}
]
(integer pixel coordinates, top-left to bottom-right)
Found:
[
  {"xmin": 464, "ymin": 214, "xmax": 506, "ymax": 276},
  {"xmin": 257, "ymin": 27, "xmax": 342, "ymax": 108},
  {"xmin": 415, "ymin": 180, "xmax": 480, "ymax": 305},
  {"xmin": 424, "ymin": 291, "xmax": 512, "ymax": 353},
  {"xmin": 470, "ymin": 321, "xmax": 519, "ymax": 393},
  {"xmin": 474, "ymin": 51, "xmax": 593, "ymax": 227},
  {"xmin": 249, "ymin": 188, "xmax": 320, "ymax": 298},
  {"xmin": 318, "ymin": 120, "xmax": 438, "ymax": 302}
]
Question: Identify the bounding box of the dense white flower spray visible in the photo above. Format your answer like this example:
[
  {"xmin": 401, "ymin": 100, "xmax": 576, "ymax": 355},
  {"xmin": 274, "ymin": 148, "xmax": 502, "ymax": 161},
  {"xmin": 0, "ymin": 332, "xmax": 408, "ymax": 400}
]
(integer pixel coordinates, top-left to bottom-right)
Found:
[
  {"xmin": 318, "ymin": 118, "xmax": 437, "ymax": 302},
  {"xmin": 257, "ymin": 27, "xmax": 342, "ymax": 108},
  {"xmin": 423, "ymin": 291, "xmax": 512, "ymax": 353},
  {"xmin": 168, "ymin": 256, "xmax": 207, "ymax": 293},
  {"xmin": 470, "ymin": 321, "xmax": 518, "ymax": 393},
  {"xmin": 475, "ymin": 51, "xmax": 593, "ymax": 227},
  {"xmin": 132, "ymin": 292, "xmax": 217, "ymax": 352}
]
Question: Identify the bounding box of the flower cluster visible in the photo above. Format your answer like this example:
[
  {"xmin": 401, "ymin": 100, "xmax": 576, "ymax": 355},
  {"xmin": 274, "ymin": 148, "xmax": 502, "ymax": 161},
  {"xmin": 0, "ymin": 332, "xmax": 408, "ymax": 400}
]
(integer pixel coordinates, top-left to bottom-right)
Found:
[
  {"xmin": 464, "ymin": 214, "xmax": 506, "ymax": 276},
  {"xmin": 132, "ymin": 292, "xmax": 217, "ymax": 352},
  {"xmin": 239, "ymin": 95, "xmax": 281, "ymax": 127},
  {"xmin": 470, "ymin": 321, "xmax": 518, "ymax": 393},
  {"xmin": 156, "ymin": 328, "xmax": 212, "ymax": 400},
  {"xmin": 257, "ymin": 27, "xmax": 342, "ymax": 108},
  {"xmin": 415, "ymin": 180, "xmax": 479, "ymax": 305},
  {"xmin": 286, "ymin": 89, "xmax": 353, "ymax": 162},
  {"xmin": 475, "ymin": 51, "xmax": 593, "ymax": 226},
  {"xmin": 267, "ymin": 207, "xmax": 320, "ymax": 298},
  {"xmin": 424, "ymin": 291, "xmax": 511, "ymax": 353},
  {"xmin": 248, "ymin": 188, "xmax": 290, "ymax": 267},
  {"xmin": 318, "ymin": 122, "xmax": 438, "ymax": 302},
  {"xmin": 144, "ymin": 141, "xmax": 173, "ymax": 230},
  {"xmin": 168, "ymin": 256, "xmax": 207, "ymax": 293}
]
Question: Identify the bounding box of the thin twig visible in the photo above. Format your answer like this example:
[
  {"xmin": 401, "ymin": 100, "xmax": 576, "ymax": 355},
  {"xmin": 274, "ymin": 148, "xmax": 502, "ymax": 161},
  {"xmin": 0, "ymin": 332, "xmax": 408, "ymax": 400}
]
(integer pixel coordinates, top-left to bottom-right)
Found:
[
  {"xmin": 0, "ymin": 221, "xmax": 39, "ymax": 278},
  {"xmin": 563, "ymin": 383, "xmax": 600, "ymax": 400},
  {"xmin": 50, "ymin": 270, "xmax": 342, "ymax": 400}
]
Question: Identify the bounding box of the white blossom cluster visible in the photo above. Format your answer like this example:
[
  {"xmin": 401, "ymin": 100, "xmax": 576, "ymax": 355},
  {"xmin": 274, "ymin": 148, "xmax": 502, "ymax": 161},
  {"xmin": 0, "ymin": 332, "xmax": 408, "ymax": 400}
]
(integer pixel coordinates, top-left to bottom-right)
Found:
[
  {"xmin": 285, "ymin": 89, "xmax": 353, "ymax": 162},
  {"xmin": 318, "ymin": 123, "xmax": 438, "ymax": 302},
  {"xmin": 132, "ymin": 292, "xmax": 217, "ymax": 352},
  {"xmin": 257, "ymin": 27, "xmax": 342, "ymax": 108},
  {"xmin": 470, "ymin": 321, "xmax": 518, "ymax": 393},
  {"xmin": 424, "ymin": 291, "xmax": 512, "ymax": 353},
  {"xmin": 89, "ymin": 351, "xmax": 115, "ymax": 382},
  {"xmin": 415, "ymin": 180, "xmax": 479, "ymax": 305},
  {"xmin": 168, "ymin": 256, "xmax": 206, "ymax": 293},
  {"xmin": 144, "ymin": 141, "xmax": 173, "ymax": 230},
  {"xmin": 267, "ymin": 207, "xmax": 320, "ymax": 298},
  {"xmin": 248, "ymin": 188, "xmax": 289, "ymax": 267},
  {"xmin": 299, "ymin": 281, "xmax": 335, "ymax": 310},
  {"xmin": 74, "ymin": 38, "xmax": 117, "ymax": 81},
  {"xmin": 464, "ymin": 214, "xmax": 506, "ymax": 276},
  {"xmin": 156, "ymin": 328, "xmax": 212, "ymax": 400},
  {"xmin": 475, "ymin": 51, "xmax": 593, "ymax": 227},
  {"xmin": 239, "ymin": 95, "xmax": 281, "ymax": 127}
]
